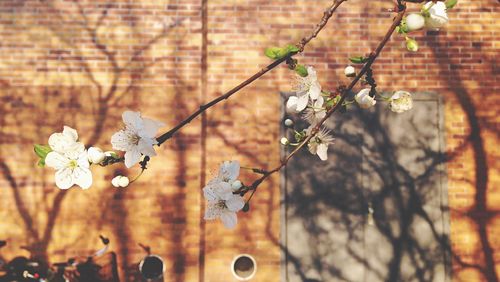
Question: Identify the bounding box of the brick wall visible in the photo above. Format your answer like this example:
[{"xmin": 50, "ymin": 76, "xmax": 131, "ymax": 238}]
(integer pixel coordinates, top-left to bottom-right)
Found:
[{"xmin": 0, "ymin": 0, "xmax": 498, "ymax": 281}]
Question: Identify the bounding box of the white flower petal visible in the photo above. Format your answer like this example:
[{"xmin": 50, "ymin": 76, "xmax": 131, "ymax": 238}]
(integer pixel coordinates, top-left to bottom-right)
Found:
[
  {"xmin": 203, "ymin": 185, "xmax": 219, "ymax": 201},
  {"xmin": 111, "ymin": 130, "xmax": 132, "ymax": 151},
  {"xmin": 308, "ymin": 81, "xmax": 321, "ymax": 100},
  {"xmin": 62, "ymin": 126, "xmax": 78, "ymax": 142},
  {"xmin": 355, "ymin": 88, "xmax": 376, "ymax": 109},
  {"xmin": 45, "ymin": 152, "xmax": 69, "ymax": 170},
  {"xmin": 286, "ymin": 96, "xmax": 298, "ymax": 111},
  {"xmin": 316, "ymin": 143, "xmax": 329, "ymax": 161},
  {"xmin": 220, "ymin": 161, "xmax": 240, "ymax": 182},
  {"xmin": 296, "ymin": 93, "xmax": 310, "ymax": 112},
  {"xmin": 77, "ymin": 151, "xmax": 90, "ymax": 168},
  {"xmin": 73, "ymin": 167, "xmax": 92, "ymax": 189},
  {"xmin": 204, "ymin": 204, "xmax": 220, "ymax": 220},
  {"xmin": 138, "ymin": 138, "xmax": 157, "ymax": 157},
  {"xmin": 48, "ymin": 132, "xmax": 75, "ymax": 153},
  {"xmin": 226, "ymin": 196, "xmax": 245, "ymax": 212},
  {"xmin": 63, "ymin": 142, "xmax": 85, "ymax": 159},
  {"xmin": 122, "ymin": 111, "xmax": 143, "ymax": 132},
  {"xmin": 220, "ymin": 211, "xmax": 238, "ymax": 229},
  {"xmin": 424, "ymin": 1, "xmax": 449, "ymax": 30},
  {"xmin": 124, "ymin": 149, "xmax": 142, "ymax": 168},
  {"xmin": 140, "ymin": 118, "xmax": 165, "ymax": 138},
  {"xmin": 306, "ymin": 66, "xmax": 317, "ymax": 79},
  {"xmin": 314, "ymin": 95, "xmax": 324, "ymax": 108},
  {"xmin": 55, "ymin": 168, "xmax": 74, "ymax": 189},
  {"xmin": 308, "ymin": 142, "xmax": 318, "ymax": 155},
  {"xmin": 217, "ymin": 182, "xmax": 234, "ymax": 201}
]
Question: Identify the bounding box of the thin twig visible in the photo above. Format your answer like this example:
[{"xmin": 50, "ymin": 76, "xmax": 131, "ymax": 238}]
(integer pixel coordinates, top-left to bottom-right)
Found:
[
  {"xmin": 244, "ymin": 5, "xmax": 408, "ymax": 202},
  {"xmin": 156, "ymin": 0, "xmax": 346, "ymax": 145}
]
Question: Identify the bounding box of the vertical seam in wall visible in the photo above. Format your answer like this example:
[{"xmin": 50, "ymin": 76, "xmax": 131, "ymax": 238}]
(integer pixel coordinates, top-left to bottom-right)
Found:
[{"xmin": 198, "ymin": 0, "xmax": 208, "ymax": 281}]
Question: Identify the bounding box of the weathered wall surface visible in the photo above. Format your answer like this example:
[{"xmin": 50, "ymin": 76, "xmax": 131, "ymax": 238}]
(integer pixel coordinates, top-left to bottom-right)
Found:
[{"xmin": 0, "ymin": 0, "xmax": 497, "ymax": 281}]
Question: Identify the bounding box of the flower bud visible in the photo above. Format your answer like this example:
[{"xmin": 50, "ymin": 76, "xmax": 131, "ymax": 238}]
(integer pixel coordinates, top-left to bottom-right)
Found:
[
  {"xmin": 344, "ymin": 65, "xmax": 356, "ymax": 77},
  {"xmin": 88, "ymin": 147, "xmax": 105, "ymax": 164},
  {"xmin": 355, "ymin": 88, "xmax": 377, "ymax": 109},
  {"xmin": 112, "ymin": 175, "xmax": 130, "ymax": 188},
  {"xmin": 284, "ymin": 119, "xmax": 294, "ymax": 127},
  {"xmin": 406, "ymin": 38, "xmax": 419, "ymax": 52},
  {"xmin": 231, "ymin": 180, "xmax": 242, "ymax": 190},
  {"xmin": 406, "ymin": 14, "xmax": 425, "ymax": 32},
  {"xmin": 280, "ymin": 137, "xmax": 289, "ymax": 146}
]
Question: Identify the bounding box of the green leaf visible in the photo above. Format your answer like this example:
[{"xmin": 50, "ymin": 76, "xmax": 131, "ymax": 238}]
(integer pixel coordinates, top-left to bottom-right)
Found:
[
  {"xmin": 264, "ymin": 47, "xmax": 283, "ymax": 59},
  {"xmin": 285, "ymin": 44, "xmax": 299, "ymax": 53},
  {"xmin": 295, "ymin": 64, "xmax": 308, "ymax": 77},
  {"xmin": 325, "ymin": 95, "xmax": 341, "ymax": 109},
  {"xmin": 107, "ymin": 151, "xmax": 120, "ymax": 159},
  {"xmin": 349, "ymin": 56, "xmax": 368, "ymax": 64},
  {"xmin": 265, "ymin": 44, "xmax": 298, "ymax": 60},
  {"xmin": 397, "ymin": 19, "xmax": 409, "ymax": 34},
  {"xmin": 445, "ymin": 0, "xmax": 458, "ymax": 9},
  {"xmin": 34, "ymin": 144, "xmax": 52, "ymax": 159},
  {"xmin": 37, "ymin": 158, "xmax": 46, "ymax": 167}
]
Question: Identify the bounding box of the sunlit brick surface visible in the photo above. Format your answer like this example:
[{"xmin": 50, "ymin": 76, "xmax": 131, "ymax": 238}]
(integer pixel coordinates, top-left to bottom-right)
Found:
[{"xmin": 0, "ymin": 0, "xmax": 498, "ymax": 281}]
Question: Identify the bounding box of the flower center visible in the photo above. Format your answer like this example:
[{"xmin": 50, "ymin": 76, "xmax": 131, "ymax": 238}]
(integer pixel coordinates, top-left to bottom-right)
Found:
[
  {"xmin": 129, "ymin": 134, "xmax": 141, "ymax": 145},
  {"xmin": 216, "ymin": 201, "xmax": 227, "ymax": 210},
  {"xmin": 68, "ymin": 160, "xmax": 78, "ymax": 169},
  {"xmin": 394, "ymin": 97, "xmax": 410, "ymax": 106}
]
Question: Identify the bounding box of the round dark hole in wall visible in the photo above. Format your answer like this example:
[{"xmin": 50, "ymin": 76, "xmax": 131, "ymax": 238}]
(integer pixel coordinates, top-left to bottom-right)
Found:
[
  {"xmin": 139, "ymin": 255, "xmax": 164, "ymax": 280},
  {"xmin": 232, "ymin": 255, "xmax": 256, "ymax": 280}
]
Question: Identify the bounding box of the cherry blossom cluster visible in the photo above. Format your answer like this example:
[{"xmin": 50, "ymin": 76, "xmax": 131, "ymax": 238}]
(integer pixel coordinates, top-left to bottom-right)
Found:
[
  {"xmin": 34, "ymin": 111, "xmax": 164, "ymax": 190},
  {"xmin": 280, "ymin": 64, "xmax": 413, "ymax": 162}
]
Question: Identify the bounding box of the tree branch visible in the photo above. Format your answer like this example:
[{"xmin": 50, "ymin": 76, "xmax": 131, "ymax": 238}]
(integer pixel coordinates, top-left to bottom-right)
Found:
[
  {"xmin": 245, "ymin": 5, "xmax": 408, "ymax": 201},
  {"xmin": 156, "ymin": 0, "xmax": 347, "ymax": 145}
]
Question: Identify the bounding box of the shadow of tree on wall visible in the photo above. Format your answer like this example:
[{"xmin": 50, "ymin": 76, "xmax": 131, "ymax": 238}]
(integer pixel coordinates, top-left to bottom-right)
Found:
[
  {"xmin": 426, "ymin": 33, "xmax": 499, "ymax": 282},
  {"xmin": 282, "ymin": 95, "xmax": 451, "ymax": 282},
  {"xmin": 281, "ymin": 84, "xmax": 498, "ymax": 281},
  {"xmin": 0, "ymin": 1, "xmax": 190, "ymax": 280}
]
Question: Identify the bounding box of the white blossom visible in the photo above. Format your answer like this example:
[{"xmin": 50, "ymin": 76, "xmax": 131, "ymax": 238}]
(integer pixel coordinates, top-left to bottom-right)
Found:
[
  {"xmin": 203, "ymin": 161, "xmax": 245, "ymax": 229},
  {"xmin": 45, "ymin": 147, "xmax": 90, "ymax": 190},
  {"xmin": 303, "ymin": 95, "xmax": 327, "ymax": 125},
  {"xmin": 111, "ymin": 175, "xmax": 130, "ymax": 188},
  {"xmin": 284, "ymin": 119, "xmax": 294, "ymax": 127},
  {"xmin": 88, "ymin": 147, "xmax": 105, "ymax": 164},
  {"xmin": 344, "ymin": 65, "xmax": 356, "ymax": 77},
  {"xmin": 45, "ymin": 126, "xmax": 92, "ymax": 189},
  {"xmin": 203, "ymin": 188, "xmax": 245, "ymax": 229},
  {"xmin": 111, "ymin": 111, "xmax": 165, "ymax": 168},
  {"xmin": 287, "ymin": 66, "xmax": 322, "ymax": 112},
  {"xmin": 389, "ymin": 91, "xmax": 413, "ymax": 113},
  {"xmin": 406, "ymin": 13, "xmax": 425, "ymax": 32},
  {"xmin": 423, "ymin": 1, "xmax": 449, "ymax": 30},
  {"xmin": 355, "ymin": 88, "xmax": 377, "ymax": 109},
  {"xmin": 307, "ymin": 127, "xmax": 335, "ymax": 161},
  {"xmin": 280, "ymin": 137, "xmax": 289, "ymax": 146}
]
